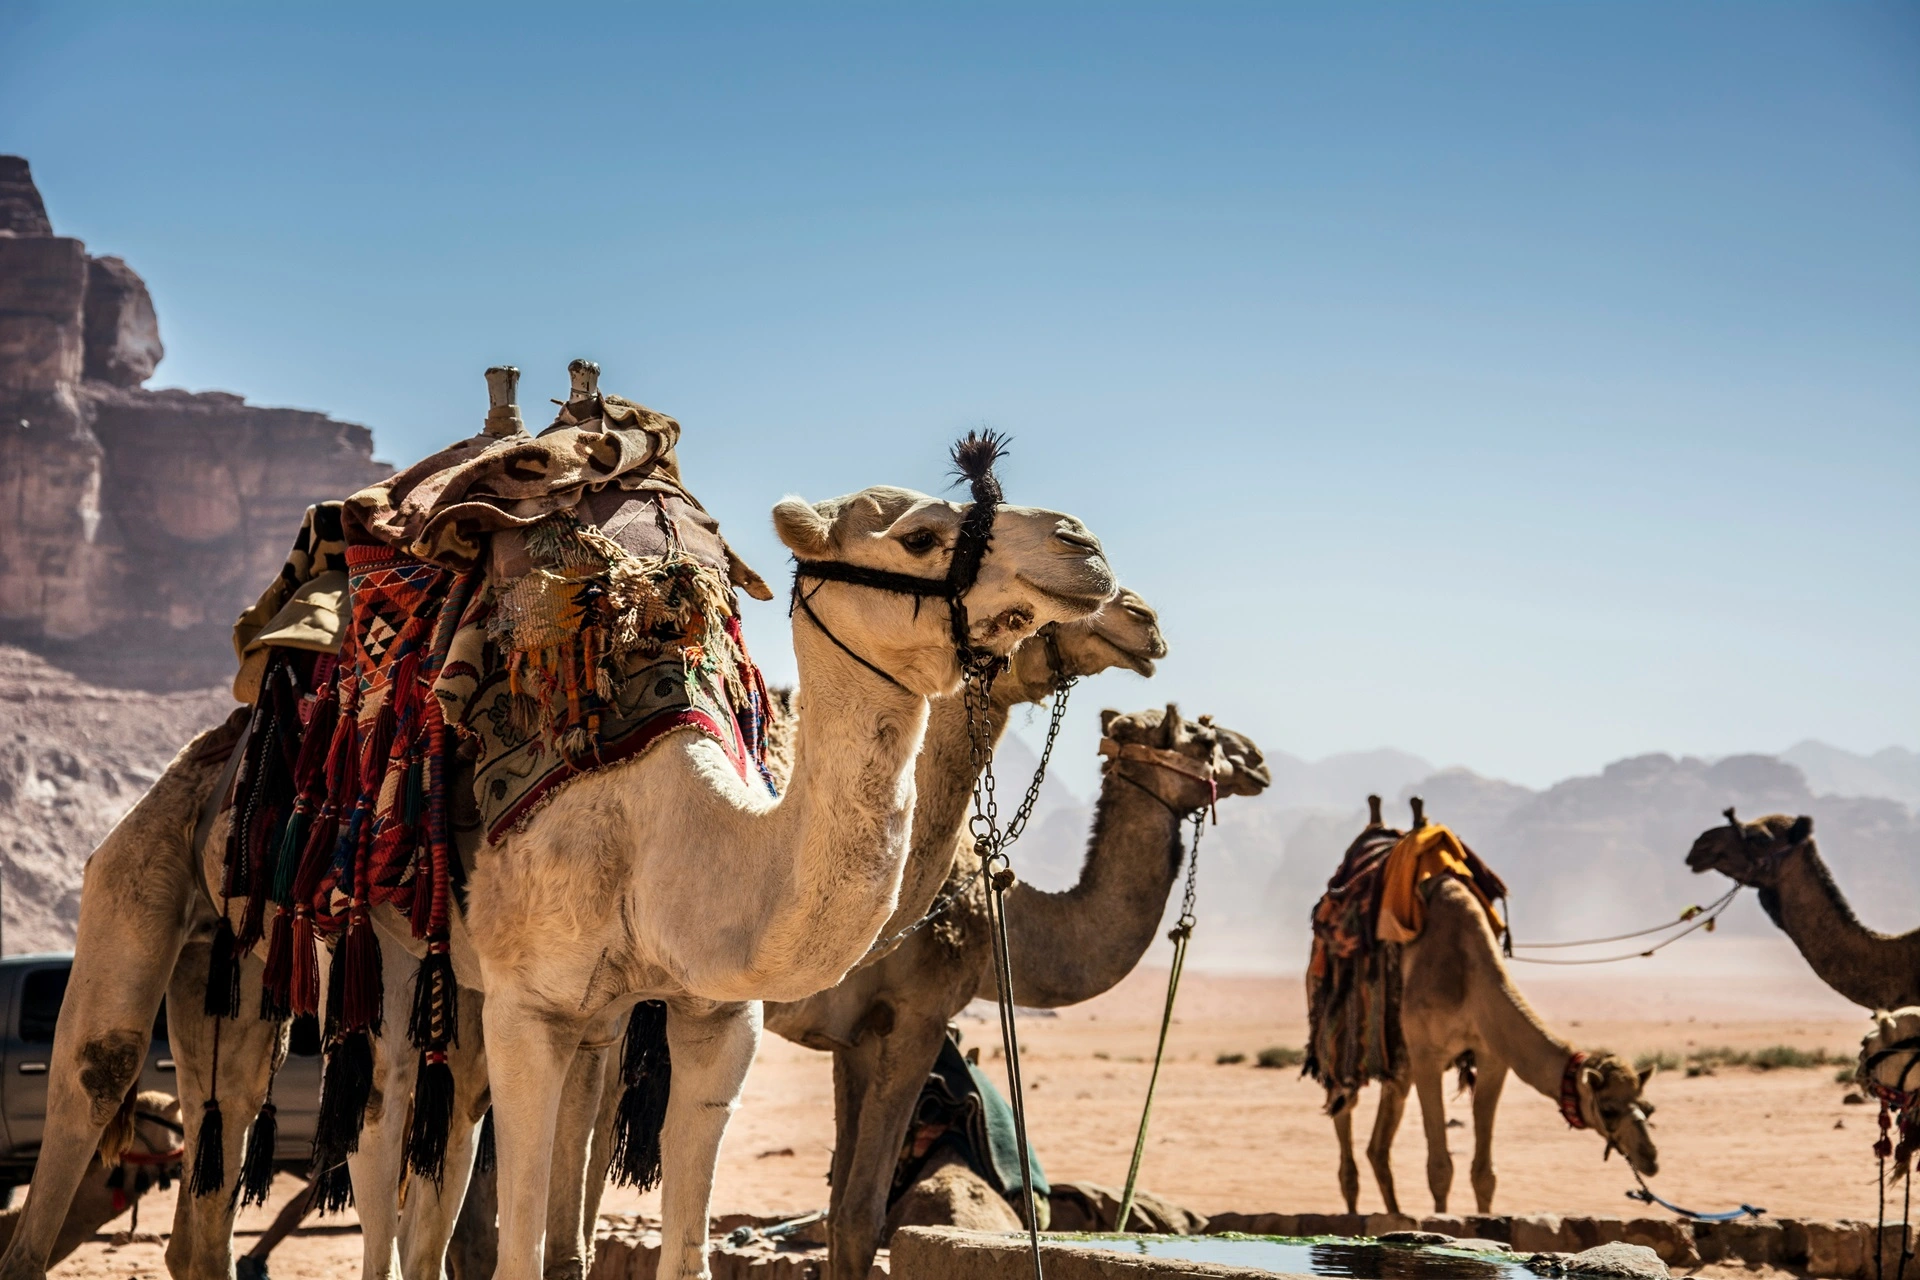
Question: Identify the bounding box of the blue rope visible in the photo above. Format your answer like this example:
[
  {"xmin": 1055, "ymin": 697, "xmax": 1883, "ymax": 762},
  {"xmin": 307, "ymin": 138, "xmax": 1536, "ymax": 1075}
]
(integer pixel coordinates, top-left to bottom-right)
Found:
[{"xmin": 1627, "ymin": 1171, "xmax": 1766, "ymax": 1222}]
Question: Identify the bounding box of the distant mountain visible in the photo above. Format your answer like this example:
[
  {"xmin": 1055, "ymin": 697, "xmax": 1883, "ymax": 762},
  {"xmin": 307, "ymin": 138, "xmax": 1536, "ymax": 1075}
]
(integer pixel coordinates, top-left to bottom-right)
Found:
[
  {"xmin": 1002, "ymin": 740, "xmax": 1920, "ymax": 977},
  {"xmin": 1782, "ymin": 741, "xmax": 1920, "ymax": 808}
]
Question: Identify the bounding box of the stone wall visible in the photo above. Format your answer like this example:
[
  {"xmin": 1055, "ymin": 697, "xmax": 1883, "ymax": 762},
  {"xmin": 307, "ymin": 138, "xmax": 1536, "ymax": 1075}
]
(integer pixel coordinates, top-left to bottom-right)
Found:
[{"xmin": 0, "ymin": 156, "xmax": 386, "ymax": 690}]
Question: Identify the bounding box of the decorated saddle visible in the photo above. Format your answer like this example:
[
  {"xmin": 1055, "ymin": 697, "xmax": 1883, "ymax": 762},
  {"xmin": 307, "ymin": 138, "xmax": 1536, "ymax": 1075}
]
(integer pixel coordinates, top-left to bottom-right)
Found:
[
  {"xmin": 1303, "ymin": 815, "xmax": 1507, "ymax": 1095},
  {"xmin": 208, "ymin": 379, "xmax": 775, "ymax": 1200}
]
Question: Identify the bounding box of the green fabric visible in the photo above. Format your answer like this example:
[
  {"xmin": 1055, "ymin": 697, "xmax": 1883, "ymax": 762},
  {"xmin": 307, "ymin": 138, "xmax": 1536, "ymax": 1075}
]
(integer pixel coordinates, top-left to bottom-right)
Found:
[{"xmin": 921, "ymin": 1034, "xmax": 1049, "ymax": 1201}]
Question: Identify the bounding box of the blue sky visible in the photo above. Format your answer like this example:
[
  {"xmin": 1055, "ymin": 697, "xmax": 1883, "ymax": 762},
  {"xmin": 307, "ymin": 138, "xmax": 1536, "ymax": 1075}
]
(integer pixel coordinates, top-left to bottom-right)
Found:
[{"xmin": 5, "ymin": 3, "xmax": 1915, "ymax": 793}]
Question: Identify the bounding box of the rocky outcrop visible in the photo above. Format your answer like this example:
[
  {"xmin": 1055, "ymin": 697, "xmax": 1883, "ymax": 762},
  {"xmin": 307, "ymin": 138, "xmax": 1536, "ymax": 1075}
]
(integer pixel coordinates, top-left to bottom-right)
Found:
[
  {"xmin": 0, "ymin": 156, "xmax": 386, "ymax": 690},
  {"xmin": 0, "ymin": 645, "xmax": 229, "ymax": 953}
]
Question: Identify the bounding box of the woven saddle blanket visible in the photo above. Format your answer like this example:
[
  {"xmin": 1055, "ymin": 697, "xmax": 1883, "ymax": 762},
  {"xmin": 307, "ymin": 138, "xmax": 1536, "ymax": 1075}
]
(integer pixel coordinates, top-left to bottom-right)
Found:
[
  {"xmin": 220, "ymin": 396, "xmax": 777, "ymax": 1000},
  {"xmin": 1303, "ymin": 822, "xmax": 1507, "ymax": 1092}
]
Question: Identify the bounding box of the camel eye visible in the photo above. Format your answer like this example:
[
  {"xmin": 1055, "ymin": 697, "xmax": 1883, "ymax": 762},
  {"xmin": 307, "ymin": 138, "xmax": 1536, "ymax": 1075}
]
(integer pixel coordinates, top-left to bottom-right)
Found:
[{"xmin": 901, "ymin": 529, "xmax": 938, "ymax": 555}]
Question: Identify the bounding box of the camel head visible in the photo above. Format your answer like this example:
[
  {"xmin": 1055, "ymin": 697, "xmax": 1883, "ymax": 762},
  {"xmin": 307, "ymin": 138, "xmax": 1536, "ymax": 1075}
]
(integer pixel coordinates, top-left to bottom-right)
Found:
[
  {"xmin": 1003, "ymin": 587, "xmax": 1168, "ymax": 700},
  {"xmin": 1099, "ymin": 704, "xmax": 1272, "ymax": 813},
  {"xmin": 1577, "ymin": 1053, "xmax": 1659, "ymax": 1177},
  {"xmin": 1685, "ymin": 809, "xmax": 1814, "ymax": 890},
  {"xmin": 775, "ymin": 481, "xmax": 1114, "ymax": 697}
]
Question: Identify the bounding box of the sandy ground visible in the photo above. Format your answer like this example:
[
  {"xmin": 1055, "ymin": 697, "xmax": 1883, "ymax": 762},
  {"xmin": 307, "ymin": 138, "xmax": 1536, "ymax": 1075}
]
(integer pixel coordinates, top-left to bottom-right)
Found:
[{"xmin": 48, "ymin": 938, "xmax": 1890, "ymax": 1280}]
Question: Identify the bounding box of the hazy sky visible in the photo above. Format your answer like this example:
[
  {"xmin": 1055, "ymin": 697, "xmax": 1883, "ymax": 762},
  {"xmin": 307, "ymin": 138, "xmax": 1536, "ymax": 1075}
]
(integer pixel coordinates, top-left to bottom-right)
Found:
[{"xmin": 5, "ymin": 3, "xmax": 1915, "ymax": 793}]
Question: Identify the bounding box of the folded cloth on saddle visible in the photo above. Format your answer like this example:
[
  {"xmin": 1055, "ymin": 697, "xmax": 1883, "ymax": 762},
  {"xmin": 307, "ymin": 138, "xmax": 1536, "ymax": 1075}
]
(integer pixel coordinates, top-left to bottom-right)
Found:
[
  {"xmin": 891, "ymin": 1032, "xmax": 1050, "ymax": 1217},
  {"xmin": 1377, "ymin": 824, "xmax": 1507, "ymax": 943}
]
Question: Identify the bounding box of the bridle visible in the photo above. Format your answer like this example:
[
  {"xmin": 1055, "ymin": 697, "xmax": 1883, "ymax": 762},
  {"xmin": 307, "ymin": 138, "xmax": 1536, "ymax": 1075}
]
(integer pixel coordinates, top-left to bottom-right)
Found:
[
  {"xmin": 1099, "ymin": 735, "xmax": 1221, "ymax": 823},
  {"xmin": 790, "ymin": 430, "xmax": 1008, "ymax": 692}
]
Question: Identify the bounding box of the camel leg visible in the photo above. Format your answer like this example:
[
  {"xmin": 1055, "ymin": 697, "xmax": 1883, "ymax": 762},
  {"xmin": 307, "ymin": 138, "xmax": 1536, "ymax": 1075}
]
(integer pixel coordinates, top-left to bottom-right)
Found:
[
  {"xmin": 827, "ymin": 1009, "xmax": 949, "ymax": 1280},
  {"xmin": 542, "ymin": 1006, "xmax": 623, "ymax": 1280},
  {"xmin": 400, "ymin": 988, "xmax": 491, "ymax": 1280},
  {"xmin": 655, "ymin": 1000, "xmax": 759, "ymax": 1280},
  {"xmin": 1365, "ymin": 1080, "xmax": 1407, "ymax": 1217},
  {"xmin": 1330, "ymin": 1092, "xmax": 1360, "ymax": 1215},
  {"xmin": 0, "ymin": 839, "xmax": 193, "ymax": 1280},
  {"xmin": 1413, "ymin": 1065, "xmax": 1454, "ymax": 1214},
  {"xmin": 482, "ymin": 996, "xmax": 580, "ymax": 1280},
  {"xmin": 1467, "ymin": 1058, "xmax": 1507, "ymax": 1214},
  {"xmin": 164, "ymin": 944, "xmax": 283, "ymax": 1280},
  {"xmin": 576, "ymin": 1051, "xmax": 623, "ymax": 1240},
  {"xmin": 349, "ymin": 935, "xmax": 429, "ymax": 1280},
  {"xmin": 448, "ymin": 1150, "xmax": 498, "ymax": 1280}
]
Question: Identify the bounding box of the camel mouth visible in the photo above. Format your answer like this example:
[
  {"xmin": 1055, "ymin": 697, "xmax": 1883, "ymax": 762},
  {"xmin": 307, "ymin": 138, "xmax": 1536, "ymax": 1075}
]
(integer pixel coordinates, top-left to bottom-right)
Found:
[{"xmin": 1016, "ymin": 570, "xmax": 1116, "ymax": 617}]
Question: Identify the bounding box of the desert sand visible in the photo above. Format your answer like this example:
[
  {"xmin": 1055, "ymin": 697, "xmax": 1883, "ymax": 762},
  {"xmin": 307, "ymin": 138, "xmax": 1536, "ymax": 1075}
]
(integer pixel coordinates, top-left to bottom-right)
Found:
[{"xmin": 48, "ymin": 937, "xmax": 1890, "ymax": 1280}]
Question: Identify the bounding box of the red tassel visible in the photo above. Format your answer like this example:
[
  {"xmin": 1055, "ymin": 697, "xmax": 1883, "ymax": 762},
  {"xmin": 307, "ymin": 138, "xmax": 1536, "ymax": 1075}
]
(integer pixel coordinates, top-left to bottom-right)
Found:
[
  {"xmin": 260, "ymin": 909, "xmax": 294, "ymax": 1022},
  {"xmin": 340, "ymin": 909, "xmax": 384, "ymax": 1035},
  {"xmin": 291, "ymin": 910, "xmax": 320, "ymax": 1017}
]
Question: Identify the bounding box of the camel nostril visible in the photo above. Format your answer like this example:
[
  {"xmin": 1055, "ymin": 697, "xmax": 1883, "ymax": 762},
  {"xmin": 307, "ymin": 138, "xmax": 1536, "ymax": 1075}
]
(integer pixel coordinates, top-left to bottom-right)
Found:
[{"xmin": 1054, "ymin": 524, "xmax": 1102, "ymax": 554}]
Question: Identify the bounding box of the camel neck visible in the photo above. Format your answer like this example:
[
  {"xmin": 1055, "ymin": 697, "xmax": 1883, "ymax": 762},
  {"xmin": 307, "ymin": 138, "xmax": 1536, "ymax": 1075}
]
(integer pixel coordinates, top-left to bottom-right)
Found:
[
  {"xmin": 992, "ymin": 761, "xmax": 1188, "ymax": 1008},
  {"xmin": 739, "ymin": 612, "xmax": 931, "ymax": 998},
  {"xmin": 870, "ymin": 690, "xmax": 1015, "ymax": 947},
  {"xmin": 1431, "ymin": 883, "xmax": 1576, "ymax": 1099},
  {"xmin": 1766, "ymin": 842, "xmax": 1920, "ymax": 1010}
]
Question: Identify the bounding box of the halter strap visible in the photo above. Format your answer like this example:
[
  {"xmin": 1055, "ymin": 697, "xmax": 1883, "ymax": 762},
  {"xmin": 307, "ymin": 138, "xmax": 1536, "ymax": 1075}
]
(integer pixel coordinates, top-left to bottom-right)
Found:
[
  {"xmin": 1100, "ymin": 737, "xmax": 1220, "ymax": 822},
  {"xmin": 790, "ymin": 582, "xmax": 912, "ymax": 692},
  {"xmin": 792, "ymin": 559, "xmax": 949, "ymax": 598},
  {"xmin": 1559, "ymin": 1050, "xmax": 1590, "ymax": 1129}
]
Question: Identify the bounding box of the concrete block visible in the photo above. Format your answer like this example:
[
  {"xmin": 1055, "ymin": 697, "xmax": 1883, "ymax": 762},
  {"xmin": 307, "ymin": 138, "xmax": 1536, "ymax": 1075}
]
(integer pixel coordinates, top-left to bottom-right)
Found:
[
  {"xmin": 1422, "ymin": 1215, "xmax": 1470, "ymax": 1237},
  {"xmin": 1510, "ymin": 1215, "xmax": 1569, "ymax": 1254},
  {"xmin": 1807, "ymin": 1219, "xmax": 1868, "ymax": 1279},
  {"xmin": 1366, "ymin": 1213, "xmax": 1422, "ymax": 1236},
  {"xmin": 1465, "ymin": 1215, "xmax": 1513, "ymax": 1244},
  {"xmin": 1566, "ymin": 1217, "xmax": 1627, "ymax": 1251}
]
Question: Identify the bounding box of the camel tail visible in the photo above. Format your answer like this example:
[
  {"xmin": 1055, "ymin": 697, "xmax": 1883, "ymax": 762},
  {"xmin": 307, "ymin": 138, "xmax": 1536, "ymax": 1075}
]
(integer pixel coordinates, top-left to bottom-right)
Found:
[{"xmin": 1453, "ymin": 1049, "xmax": 1477, "ymax": 1096}]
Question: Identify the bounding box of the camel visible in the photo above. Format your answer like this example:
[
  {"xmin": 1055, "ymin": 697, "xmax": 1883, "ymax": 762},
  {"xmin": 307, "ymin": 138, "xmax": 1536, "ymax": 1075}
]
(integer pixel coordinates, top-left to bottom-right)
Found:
[
  {"xmin": 525, "ymin": 589, "xmax": 1169, "ymax": 1280},
  {"xmin": 1329, "ymin": 801, "xmax": 1660, "ymax": 1217},
  {"xmin": 0, "ymin": 1092, "xmax": 184, "ymax": 1265},
  {"xmin": 3, "ymin": 479, "xmax": 1113, "ymax": 1280},
  {"xmin": 444, "ymin": 476, "xmax": 1114, "ymax": 1280},
  {"xmin": 1687, "ymin": 811, "xmax": 1920, "ymax": 1011},
  {"xmin": 769, "ymin": 703, "xmax": 1271, "ymax": 1280}
]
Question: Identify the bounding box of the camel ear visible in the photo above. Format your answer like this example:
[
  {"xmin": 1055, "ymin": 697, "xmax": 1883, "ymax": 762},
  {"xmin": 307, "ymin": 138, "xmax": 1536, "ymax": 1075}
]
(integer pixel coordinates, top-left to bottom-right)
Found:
[
  {"xmin": 772, "ymin": 498, "xmax": 833, "ymax": 558},
  {"xmin": 1788, "ymin": 815, "xmax": 1813, "ymax": 843},
  {"xmin": 1636, "ymin": 1063, "xmax": 1656, "ymax": 1091},
  {"xmin": 1099, "ymin": 708, "xmax": 1121, "ymax": 736},
  {"xmin": 1160, "ymin": 702, "xmax": 1182, "ymax": 745}
]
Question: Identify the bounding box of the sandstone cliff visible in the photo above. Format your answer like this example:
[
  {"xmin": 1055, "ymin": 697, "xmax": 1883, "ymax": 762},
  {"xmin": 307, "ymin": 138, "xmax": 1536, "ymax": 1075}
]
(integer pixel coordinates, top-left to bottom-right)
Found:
[
  {"xmin": 0, "ymin": 156, "xmax": 387, "ymax": 950},
  {"xmin": 0, "ymin": 155, "xmax": 387, "ymax": 690}
]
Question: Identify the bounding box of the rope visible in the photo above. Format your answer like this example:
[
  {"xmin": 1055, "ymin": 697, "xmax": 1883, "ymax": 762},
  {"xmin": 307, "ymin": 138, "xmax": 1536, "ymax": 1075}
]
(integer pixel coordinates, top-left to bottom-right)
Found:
[
  {"xmin": 1626, "ymin": 1166, "xmax": 1765, "ymax": 1222},
  {"xmin": 1508, "ymin": 887, "xmax": 1741, "ymax": 949},
  {"xmin": 1116, "ymin": 810, "xmax": 1204, "ymax": 1234},
  {"xmin": 1508, "ymin": 888, "xmax": 1743, "ymax": 966}
]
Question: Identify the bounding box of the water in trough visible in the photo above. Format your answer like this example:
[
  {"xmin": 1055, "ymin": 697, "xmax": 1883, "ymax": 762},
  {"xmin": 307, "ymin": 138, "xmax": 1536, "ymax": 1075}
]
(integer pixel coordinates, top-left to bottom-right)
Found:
[{"xmin": 1069, "ymin": 1236, "xmax": 1541, "ymax": 1279}]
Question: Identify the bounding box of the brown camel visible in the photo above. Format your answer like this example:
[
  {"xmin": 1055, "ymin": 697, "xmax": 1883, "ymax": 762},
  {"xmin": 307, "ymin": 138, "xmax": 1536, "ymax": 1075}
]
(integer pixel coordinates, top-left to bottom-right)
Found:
[
  {"xmin": 1687, "ymin": 810, "xmax": 1920, "ymax": 1011},
  {"xmin": 1332, "ymin": 802, "xmax": 1659, "ymax": 1217},
  {"xmin": 770, "ymin": 703, "xmax": 1271, "ymax": 1280},
  {"xmin": 0, "ymin": 1093, "xmax": 184, "ymax": 1265}
]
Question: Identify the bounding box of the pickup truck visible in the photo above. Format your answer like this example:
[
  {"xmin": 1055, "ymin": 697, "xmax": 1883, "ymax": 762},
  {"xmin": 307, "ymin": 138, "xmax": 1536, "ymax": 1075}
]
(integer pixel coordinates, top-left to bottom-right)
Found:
[{"xmin": 0, "ymin": 953, "xmax": 322, "ymax": 1201}]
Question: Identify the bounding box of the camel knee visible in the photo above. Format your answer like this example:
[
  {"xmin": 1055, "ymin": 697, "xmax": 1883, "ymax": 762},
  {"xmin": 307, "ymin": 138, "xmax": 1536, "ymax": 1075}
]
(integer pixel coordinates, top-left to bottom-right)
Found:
[
  {"xmin": 77, "ymin": 1031, "xmax": 146, "ymax": 1124},
  {"xmin": 0, "ymin": 1242, "xmax": 49, "ymax": 1280}
]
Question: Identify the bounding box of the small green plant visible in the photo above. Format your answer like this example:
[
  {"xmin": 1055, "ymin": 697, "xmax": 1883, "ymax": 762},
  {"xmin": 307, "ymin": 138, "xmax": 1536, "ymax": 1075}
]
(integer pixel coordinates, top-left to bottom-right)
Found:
[
  {"xmin": 1634, "ymin": 1049, "xmax": 1683, "ymax": 1073},
  {"xmin": 1681, "ymin": 1044, "xmax": 1848, "ymax": 1073},
  {"xmin": 1216, "ymin": 1052, "xmax": 1247, "ymax": 1066},
  {"xmin": 1836, "ymin": 1066, "xmax": 1860, "ymax": 1084},
  {"xmin": 1256, "ymin": 1045, "xmax": 1305, "ymax": 1070}
]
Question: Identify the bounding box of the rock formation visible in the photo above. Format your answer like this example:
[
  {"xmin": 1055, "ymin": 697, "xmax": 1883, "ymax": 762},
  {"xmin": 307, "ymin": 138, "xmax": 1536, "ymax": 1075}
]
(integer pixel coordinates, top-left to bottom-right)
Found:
[{"xmin": 0, "ymin": 155, "xmax": 386, "ymax": 690}]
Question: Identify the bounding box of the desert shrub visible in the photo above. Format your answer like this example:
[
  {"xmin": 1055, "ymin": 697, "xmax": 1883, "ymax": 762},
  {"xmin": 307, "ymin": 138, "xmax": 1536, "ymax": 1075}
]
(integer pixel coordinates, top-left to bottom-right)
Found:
[
  {"xmin": 1634, "ymin": 1049, "xmax": 1683, "ymax": 1072},
  {"xmin": 1684, "ymin": 1045, "xmax": 1847, "ymax": 1072},
  {"xmin": 1836, "ymin": 1066, "xmax": 1861, "ymax": 1084},
  {"xmin": 1256, "ymin": 1045, "xmax": 1305, "ymax": 1070},
  {"xmin": 1217, "ymin": 1052, "xmax": 1247, "ymax": 1065}
]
